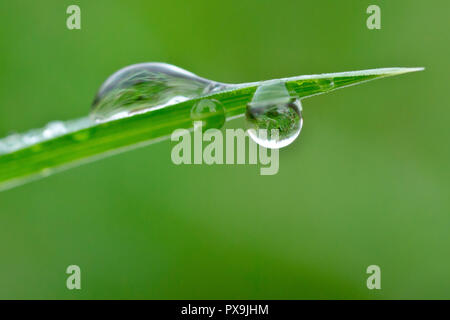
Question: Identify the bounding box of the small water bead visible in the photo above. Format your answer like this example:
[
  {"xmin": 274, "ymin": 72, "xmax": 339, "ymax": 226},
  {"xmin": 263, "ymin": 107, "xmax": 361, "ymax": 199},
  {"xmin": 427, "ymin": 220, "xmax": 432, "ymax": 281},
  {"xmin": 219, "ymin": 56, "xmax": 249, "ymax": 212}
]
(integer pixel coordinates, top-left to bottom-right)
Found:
[
  {"xmin": 43, "ymin": 121, "xmax": 68, "ymax": 139},
  {"xmin": 190, "ymin": 99, "xmax": 225, "ymax": 130},
  {"xmin": 91, "ymin": 62, "xmax": 229, "ymax": 122},
  {"xmin": 246, "ymin": 82, "xmax": 303, "ymax": 149},
  {"xmin": 317, "ymin": 78, "xmax": 335, "ymax": 91},
  {"xmin": 0, "ymin": 133, "xmax": 21, "ymax": 154}
]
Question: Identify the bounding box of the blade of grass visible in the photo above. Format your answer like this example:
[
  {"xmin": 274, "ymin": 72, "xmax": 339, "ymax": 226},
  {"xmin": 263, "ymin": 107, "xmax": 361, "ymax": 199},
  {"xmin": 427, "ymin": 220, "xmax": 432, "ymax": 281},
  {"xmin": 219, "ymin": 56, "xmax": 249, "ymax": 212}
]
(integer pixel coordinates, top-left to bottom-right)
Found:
[{"xmin": 0, "ymin": 67, "xmax": 423, "ymax": 191}]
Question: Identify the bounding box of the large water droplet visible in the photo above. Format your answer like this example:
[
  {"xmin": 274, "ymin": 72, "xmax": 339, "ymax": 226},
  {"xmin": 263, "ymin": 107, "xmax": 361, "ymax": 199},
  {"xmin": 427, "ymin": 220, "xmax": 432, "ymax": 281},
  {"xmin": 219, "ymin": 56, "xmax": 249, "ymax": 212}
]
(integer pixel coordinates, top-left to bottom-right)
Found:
[
  {"xmin": 91, "ymin": 62, "xmax": 228, "ymax": 122},
  {"xmin": 246, "ymin": 82, "xmax": 303, "ymax": 149},
  {"xmin": 191, "ymin": 99, "xmax": 226, "ymax": 130}
]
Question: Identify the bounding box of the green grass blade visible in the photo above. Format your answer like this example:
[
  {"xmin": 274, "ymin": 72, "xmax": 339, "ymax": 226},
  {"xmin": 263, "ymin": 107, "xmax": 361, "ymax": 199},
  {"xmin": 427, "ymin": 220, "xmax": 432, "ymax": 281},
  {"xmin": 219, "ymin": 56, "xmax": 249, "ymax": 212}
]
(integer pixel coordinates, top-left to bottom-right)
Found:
[{"xmin": 0, "ymin": 67, "xmax": 423, "ymax": 191}]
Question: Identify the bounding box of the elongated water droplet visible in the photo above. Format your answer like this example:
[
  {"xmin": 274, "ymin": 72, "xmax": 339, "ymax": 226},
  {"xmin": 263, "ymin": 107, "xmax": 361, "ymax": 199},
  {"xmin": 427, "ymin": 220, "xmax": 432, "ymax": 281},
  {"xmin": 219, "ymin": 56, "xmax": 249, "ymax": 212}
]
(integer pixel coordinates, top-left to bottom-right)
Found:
[
  {"xmin": 246, "ymin": 82, "xmax": 303, "ymax": 149},
  {"xmin": 190, "ymin": 99, "xmax": 225, "ymax": 130},
  {"xmin": 91, "ymin": 63, "xmax": 228, "ymax": 122}
]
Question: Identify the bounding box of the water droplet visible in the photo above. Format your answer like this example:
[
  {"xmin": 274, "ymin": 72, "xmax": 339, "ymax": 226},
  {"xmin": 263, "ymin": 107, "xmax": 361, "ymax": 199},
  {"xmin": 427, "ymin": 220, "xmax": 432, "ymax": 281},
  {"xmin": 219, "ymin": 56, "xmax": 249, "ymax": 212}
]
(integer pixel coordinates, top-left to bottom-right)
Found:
[
  {"xmin": 73, "ymin": 131, "xmax": 90, "ymax": 141},
  {"xmin": 0, "ymin": 133, "xmax": 21, "ymax": 154},
  {"xmin": 246, "ymin": 82, "xmax": 303, "ymax": 149},
  {"xmin": 190, "ymin": 99, "xmax": 225, "ymax": 130},
  {"xmin": 31, "ymin": 143, "xmax": 43, "ymax": 152},
  {"xmin": 91, "ymin": 62, "xmax": 229, "ymax": 122},
  {"xmin": 22, "ymin": 129, "xmax": 43, "ymax": 145},
  {"xmin": 317, "ymin": 78, "xmax": 335, "ymax": 91},
  {"xmin": 43, "ymin": 121, "xmax": 68, "ymax": 139},
  {"xmin": 0, "ymin": 117, "xmax": 93, "ymax": 155}
]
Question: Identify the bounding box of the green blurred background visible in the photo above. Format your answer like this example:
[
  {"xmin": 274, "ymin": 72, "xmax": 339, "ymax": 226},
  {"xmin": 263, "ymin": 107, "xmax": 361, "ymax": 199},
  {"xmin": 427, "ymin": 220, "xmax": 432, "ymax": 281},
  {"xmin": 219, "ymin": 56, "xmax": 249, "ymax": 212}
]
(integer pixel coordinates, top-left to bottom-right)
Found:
[{"xmin": 0, "ymin": 0, "xmax": 448, "ymax": 299}]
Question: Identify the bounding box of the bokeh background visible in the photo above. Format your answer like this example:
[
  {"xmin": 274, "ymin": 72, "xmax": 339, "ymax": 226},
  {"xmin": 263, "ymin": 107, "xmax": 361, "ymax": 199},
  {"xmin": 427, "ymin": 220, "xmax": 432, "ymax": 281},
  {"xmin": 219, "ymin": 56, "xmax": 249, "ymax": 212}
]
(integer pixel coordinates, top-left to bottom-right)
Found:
[{"xmin": 0, "ymin": 0, "xmax": 448, "ymax": 299}]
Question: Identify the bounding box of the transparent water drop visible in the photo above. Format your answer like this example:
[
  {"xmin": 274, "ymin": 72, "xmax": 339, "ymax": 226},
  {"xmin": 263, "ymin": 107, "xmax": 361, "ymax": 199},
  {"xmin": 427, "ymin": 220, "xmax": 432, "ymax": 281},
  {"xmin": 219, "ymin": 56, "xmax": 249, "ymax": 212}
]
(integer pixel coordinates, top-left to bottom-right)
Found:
[
  {"xmin": 317, "ymin": 78, "xmax": 335, "ymax": 91},
  {"xmin": 91, "ymin": 62, "xmax": 229, "ymax": 122},
  {"xmin": 246, "ymin": 82, "xmax": 303, "ymax": 149},
  {"xmin": 22, "ymin": 129, "xmax": 43, "ymax": 145},
  {"xmin": 190, "ymin": 99, "xmax": 226, "ymax": 130},
  {"xmin": 43, "ymin": 121, "xmax": 68, "ymax": 139},
  {"xmin": 0, "ymin": 133, "xmax": 21, "ymax": 154}
]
